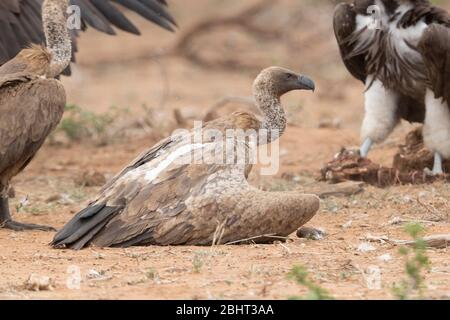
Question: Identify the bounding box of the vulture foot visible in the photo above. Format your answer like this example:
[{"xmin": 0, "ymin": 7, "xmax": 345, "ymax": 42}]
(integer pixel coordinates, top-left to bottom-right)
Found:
[
  {"xmin": 430, "ymin": 152, "xmax": 444, "ymax": 176},
  {"xmin": 0, "ymin": 197, "xmax": 56, "ymax": 232},
  {"xmin": 1, "ymin": 220, "xmax": 56, "ymax": 232},
  {"xmin": 359, "ymin": 138, "xmax": 373, "ymax": 158}
]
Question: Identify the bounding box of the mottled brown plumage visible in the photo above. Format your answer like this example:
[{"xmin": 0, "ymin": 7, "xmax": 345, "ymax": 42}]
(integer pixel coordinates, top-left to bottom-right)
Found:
[
  {"xmin": 52, "ymin": 67, "xmax": 318, "ymax": 249},
  {"xmin": 0, "ymin": 0, "xmax": 71, "ymax": 231}
]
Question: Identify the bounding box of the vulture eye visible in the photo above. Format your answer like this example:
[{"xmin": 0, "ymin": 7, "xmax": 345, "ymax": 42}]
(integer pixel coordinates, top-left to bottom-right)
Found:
[{"xmin": 286, "ymin": 73, "xmax": 295, "ymax": 80}]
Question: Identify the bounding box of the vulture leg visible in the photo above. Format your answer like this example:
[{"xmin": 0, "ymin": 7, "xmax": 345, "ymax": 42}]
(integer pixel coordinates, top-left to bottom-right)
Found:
[
  {"xmin": 423, "ymin": 90, "xmax": 450, "ymax": 175},
  {"xmin": 360, "ymin": 76, "xmax": 400, "ymax": 157},
  {"xmin": 360, "ymin": 137, "xmax": 373, "ymax": 158},
  {"xmin": 0, "ymin": 197, "xmax": 55, "ymax": 232},
  {"xmin": 419, "ymin": 25, "xmax": 450, "ymax": 175},
  {"xmin": 432, "ymin": 152, "xmax": 444, "ymax": 175}
]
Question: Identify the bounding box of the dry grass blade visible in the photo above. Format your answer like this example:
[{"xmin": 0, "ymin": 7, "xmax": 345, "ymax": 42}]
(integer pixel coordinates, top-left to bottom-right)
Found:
[
  {"xmin": 225, "ymin": 234, "xmax": 289, "ymax": 245},
  {"xmin": 392, "ymin": 234, "xmax": 450, "ymax": 249}
]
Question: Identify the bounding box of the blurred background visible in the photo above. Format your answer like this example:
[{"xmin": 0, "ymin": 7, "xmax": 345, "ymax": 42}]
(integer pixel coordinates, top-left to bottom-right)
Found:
[{"xmin": 58, "ymin": 0, "xmax": 450, "ymax": 159}]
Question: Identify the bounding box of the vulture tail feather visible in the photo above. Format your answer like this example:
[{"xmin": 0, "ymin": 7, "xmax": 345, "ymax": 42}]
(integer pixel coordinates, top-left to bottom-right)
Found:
[{"xmin": 51, "ymin": 204, "xmax": 124, "ymax": 250}]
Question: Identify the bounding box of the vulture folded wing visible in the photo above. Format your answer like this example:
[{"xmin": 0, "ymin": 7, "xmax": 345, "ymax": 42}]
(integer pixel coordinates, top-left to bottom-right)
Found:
[
  {"xmin": 51, "ymin": 139, "xmax": 243, "ymax": 249},
  {"xmin": 0, "ymin": 77, "xmax": 66, "ymax": 178},
  {"xmin": 90, "ymin": 163, "xmax": 213, "ymax": 248},
  {"xmin": 0, "ymin": 72, "xmax": 36, "ymax": 89},
  {"xmin": 333, "ymin": 2, "xmax": 367, "ymax": 83},
  {"xmin": 418, "ymin": 24, "xmax": 450, "ymax": 105},
  {"xmin": 100, "ymin": 136, "xmax": 175, "ymax": 191}
]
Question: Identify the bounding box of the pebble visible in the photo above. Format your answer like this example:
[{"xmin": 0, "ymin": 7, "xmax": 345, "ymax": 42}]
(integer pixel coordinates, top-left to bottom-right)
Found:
[
  {"xmin": 24, "ymin": 274, "xmax": 53, "ymax": 291},
  {"xmin": 297, "ymin": 227, "xmax": 326, "ymax": 240}
]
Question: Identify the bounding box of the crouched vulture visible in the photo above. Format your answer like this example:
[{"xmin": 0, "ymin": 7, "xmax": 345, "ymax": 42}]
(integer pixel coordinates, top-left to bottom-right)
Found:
[
  {"xmin": 51, "ymin": 67, "xmax": 319, "ymax": 249},
  {"xmin": 334, "ymin": 0, "xmax": 450, "ymax": 174}
]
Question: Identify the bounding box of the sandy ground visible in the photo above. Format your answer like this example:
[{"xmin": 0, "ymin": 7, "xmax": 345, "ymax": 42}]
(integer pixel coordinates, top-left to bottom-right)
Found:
[{"xmin": 0, "ymin": 0, "xmax": 449, "ymax": 300}]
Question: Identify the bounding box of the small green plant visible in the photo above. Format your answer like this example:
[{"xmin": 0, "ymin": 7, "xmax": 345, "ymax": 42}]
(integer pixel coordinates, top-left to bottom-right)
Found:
[
  {"xmin": 69, "ymin": 187, "xmax": 88, "ymax": 202},
  {"xmin": 392, "ymin": 223, "xmax": 430, "ymax": 300},
  {"xmin": 146, "ymin": 268, "xmax": 159, "ymax": 281},
  {"xmin": 58, "ymin": 104, "xmax": 128, "ymax": 143},
  {"xmin": 288, "ymin": 265, "xmax": 334, "ymax": 300},
  {"xmin": 192, "ymin": 252, "xmax": 207, "ymax": 273}
]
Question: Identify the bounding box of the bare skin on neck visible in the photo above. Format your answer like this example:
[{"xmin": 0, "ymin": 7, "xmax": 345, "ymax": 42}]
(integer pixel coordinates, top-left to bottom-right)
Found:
[
  {"xmin": 42, "ymin": 0, "xmax": 72, "ymax": 78},
  {"xmin": 252, "ymin": 67, "xmax": 315, "ymax": 144}
]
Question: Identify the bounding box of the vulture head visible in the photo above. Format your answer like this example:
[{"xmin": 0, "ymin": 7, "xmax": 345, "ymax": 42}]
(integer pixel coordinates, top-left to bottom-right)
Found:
[{"xmin": 253, "ymin": 67, "xmax": 315, "ymax": 98}]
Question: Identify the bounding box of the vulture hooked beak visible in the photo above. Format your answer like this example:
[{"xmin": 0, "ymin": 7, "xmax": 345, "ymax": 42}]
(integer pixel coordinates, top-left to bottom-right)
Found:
[{"xmin": 298, "ymin": 75, "xmax": 316, "ymax": 92}]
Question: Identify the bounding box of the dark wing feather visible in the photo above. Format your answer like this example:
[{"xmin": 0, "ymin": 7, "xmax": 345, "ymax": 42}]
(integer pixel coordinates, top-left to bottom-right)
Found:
[
  {"xmin": 52, "ymin": 204, "xmax": 124, "ymax": 250},
  {"xmin": 51, "ymin": 162, "xmax": 211, "ymax": 249},
  {"xmin": 73, "ymin": 0, "xmax": 176, "ymax": 33},
  {"xmin": 418, "ymin": 23, "xmax": 450, "ymax": 105},
  {"xmin": 72, "ymin": 0, "xmax": 116, "ymax": 35},
  {"xmin": 0, "ymin": 0, "xmax": 176, "ymax": 73},
  {"xmin": 333, "ymin": 3, "xmax": 367, "ymax": 83},
  {"xmin": 89, "ymin": 0, "xmax": 140, "ymax": 34},
  {"xmin": 51, "ymin": 135, "xmax": 177, "ymax": 249}
]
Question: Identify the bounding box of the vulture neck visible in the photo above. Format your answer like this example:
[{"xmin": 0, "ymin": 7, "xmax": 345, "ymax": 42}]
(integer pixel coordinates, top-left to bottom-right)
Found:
[
  {"xmin": 42, "ymin": 0, "xmax": 71, "ymax": 78},
  {"xmin": 253, "ymin": 87, "xmax": 286, "ymax": 144}
]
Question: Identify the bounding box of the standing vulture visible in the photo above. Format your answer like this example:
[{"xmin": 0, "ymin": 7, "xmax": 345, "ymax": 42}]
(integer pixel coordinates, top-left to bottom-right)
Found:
[
  {"xmin": 51, "ymin": 67, "xmax": 318, "ymax": 249},
  {"xmin": 334, "ymin": 0, "xmax": 450, "ymax": 174},
  {"xmin": 0, "ymin": 0, "xmax": 176, "ymax": 74},
  {"xmin": 0, "ymin": 0, "xmax": 73, "ymax": 231}
]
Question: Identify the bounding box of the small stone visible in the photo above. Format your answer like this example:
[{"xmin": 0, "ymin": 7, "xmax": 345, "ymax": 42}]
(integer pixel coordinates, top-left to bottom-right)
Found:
[
  {"xmin": 24, "ymin": 274, "xmax": 53, "ymax": 291},
  {"xmin": 297, "ymin": 227, "xmax": 326, "ymax": 240},
  {"xmin": 357, "ymin": 242, "xmax": 376, "ymax": 253},
  {"xmin": 388, "ymin": 217, "xmax": 403, "ymax": 225},
  {"xmin": 87, "ymin": 269, "xmax": 111, "ymax": 281},
  {"xmin": 378, "ymin": 253, "xmax": 393, "ymax": 262},
  {"xmin": 342, "ymin": 220, "xmax": 353, "ymax": 229},
  {"xmin": 87, "ymin": 269, "xmax": 101, "ymax": 278}
]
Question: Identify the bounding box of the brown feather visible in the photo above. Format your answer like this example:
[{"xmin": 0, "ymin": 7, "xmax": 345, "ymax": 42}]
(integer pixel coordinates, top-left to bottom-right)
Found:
[
  {"xmin": 0, "ymin": 78, "xmax": 66, "ymax": 189},
  {"xmin": 0, "ymin": 45, "xmax": 51, "ymax": 79},
  {"xmin": 418, "ymin": 23, "xmax": 450, "ymax": 105}
]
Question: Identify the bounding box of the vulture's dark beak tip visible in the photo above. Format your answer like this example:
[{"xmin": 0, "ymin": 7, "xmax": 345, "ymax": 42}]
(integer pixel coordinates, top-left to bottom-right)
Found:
[{"xmin": 298, "ymin": 75, "xmax": 316, "ymax": 92}]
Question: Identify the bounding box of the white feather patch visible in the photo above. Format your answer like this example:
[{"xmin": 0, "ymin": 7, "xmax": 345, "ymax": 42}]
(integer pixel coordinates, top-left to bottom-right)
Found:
[
  {"xmin": 144, "ymin": 143, "xmax": 205, "ymax": 182},
  {"xmin": 423, "ymin": 90, "xmax": 450, "ymax": 158},
  {"xmin": 361, "ymin": 76, "xmax": 400, "ymax": 143},
  {"xmin": 118, "ymin": 143, "xmax": 210, "ymax": 185}
]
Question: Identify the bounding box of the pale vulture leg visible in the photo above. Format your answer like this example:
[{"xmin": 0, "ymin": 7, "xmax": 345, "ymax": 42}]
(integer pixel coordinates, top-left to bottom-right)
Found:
[
  {"xmin": 360, "ymin": 76, "xmax": 400, "ymax": 158},
  {"xmin": 423, "ymin": 90, "xmax": 450, "ymax": 175}
]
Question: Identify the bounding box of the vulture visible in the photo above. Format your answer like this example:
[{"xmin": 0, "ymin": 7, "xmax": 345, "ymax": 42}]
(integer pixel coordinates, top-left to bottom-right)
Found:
[
  {"xmin": 0, "ymin": 0, "xmax": 73, "ymax": 231},
  {"xmin": 51, "ymin": 67, "xmax": 318, "ymax": 249},
  {"xmin": 334, "ymin": 0, "xmax": 450, "ymax": 174},
  {"xmin": 0, "ymin": 0, "xmax": 176, "ymax": 74}
]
